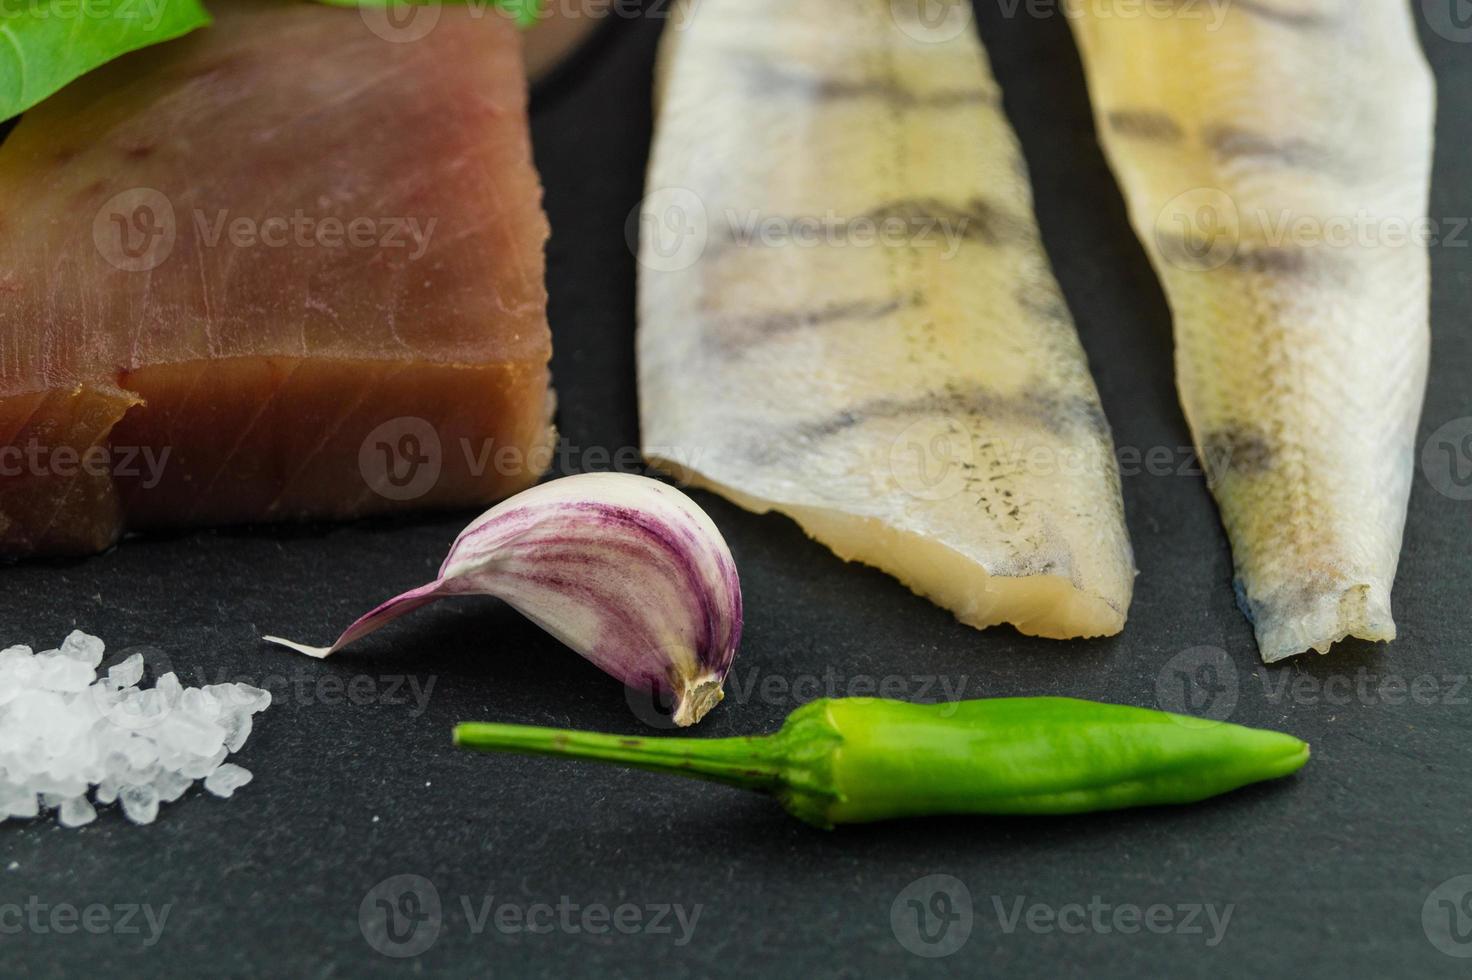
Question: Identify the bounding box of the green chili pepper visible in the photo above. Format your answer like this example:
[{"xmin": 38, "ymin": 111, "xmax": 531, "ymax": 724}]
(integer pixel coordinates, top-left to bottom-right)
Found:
[{"xmin": 454, "ymin": 697, "xmax": 1309, "ymax": 828}]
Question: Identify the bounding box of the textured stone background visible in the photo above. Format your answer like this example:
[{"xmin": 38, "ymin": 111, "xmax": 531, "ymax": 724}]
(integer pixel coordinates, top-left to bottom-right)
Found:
[{"xmin": 5, "ymin": 2, "xmax": 1470, "ymax": 976}]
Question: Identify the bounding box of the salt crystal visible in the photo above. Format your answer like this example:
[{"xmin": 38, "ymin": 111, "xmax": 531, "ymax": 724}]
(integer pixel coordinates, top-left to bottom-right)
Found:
[
  {"xmin": 0, "ymin": 645, "xmax": 31, "ymax": 665},
  {"xmin": 38, "ymin": 657, "xmax": 94, "ymax": 693},
  {"xmin": 180, "ymin": 747, "xmax": 228, "ymax": 780},
  {"xmin": 152, "ymin": 770, "xmax": 193, "ymax": 804},
  {"xmin": 1, "ymin": 790, "xmax": 38, "ymax": 819},
  {"xmin": 156, "ymin": 672, "xmax": 183, "ymax": 706},
  {"xmin": 59, "ymin": 631, "xmax": 105, "ymax": 669},
  {"xmin": 122, "ymin": 737, "xmax": 159, "ymax": 770},
  {"xmin": 203, "ymin": 764, "xmax": 252, "ymax": 798},
  {"xmin": 122, "ymin": 761, "xmax": 161, "ymax": 786},
  {"xmin": 0, "ymin": 634, "xmax": 269, "ymax": 827},
  {"xmin": 235, "ymin": 684, "xmax": 272, "ymax": 714},
  {"xmin": 32, "ymin": 773, "xmax": 87, "ymax": 798},
  {"xmin": 179, "ymin": 688, "xmax": 218, "ymax": 720},
  {"xmin": 119, "ymin": 784, "xmax": 160, "ymax": 825},
  {"xmin": 220, "ymin": 711, "xmax": 252, "ymax": 753},
  {"xmin": 107, "ymin": 653, "xmax": 144, "ymax": 689},
  {"xmin": 156, "ymin": 713, "xmax": 225, "ymax": 758},
  {"xmin": 2, "ymin": 655, "xmax": 39, "ymax": 687},
  {"xmin": 58, "ymin": 795, "xmax": 97, "ymax": 828},
  {"xmin": 136, "ymin": 688, "xmax": 165, "ymax": 719}
]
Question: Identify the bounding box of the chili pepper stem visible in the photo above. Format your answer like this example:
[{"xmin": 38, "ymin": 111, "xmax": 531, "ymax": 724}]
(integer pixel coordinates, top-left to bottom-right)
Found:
[{"xmin": 453, "ymin": 722, "xmax": 788, "ymax": 794}]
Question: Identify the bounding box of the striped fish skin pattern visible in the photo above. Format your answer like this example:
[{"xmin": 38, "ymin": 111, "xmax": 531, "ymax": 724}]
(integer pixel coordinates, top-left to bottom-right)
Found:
[
  {"xmin": 1069, "ymin": 0, "xmax": 1435, "ymax": 660},
  {"xmin": 638, "ymin": 0, "xmax": 1135, "ymax": 639}
]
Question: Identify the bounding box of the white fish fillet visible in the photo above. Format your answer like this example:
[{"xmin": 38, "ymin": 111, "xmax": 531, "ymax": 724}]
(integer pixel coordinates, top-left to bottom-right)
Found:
[
  {"xmin": 1068, "ymin": 0, "xmax": 1434, "ymax": 660},
  {"xmin": 637, "ymin": 0, "xmax": 1135, "ymax": 638}
]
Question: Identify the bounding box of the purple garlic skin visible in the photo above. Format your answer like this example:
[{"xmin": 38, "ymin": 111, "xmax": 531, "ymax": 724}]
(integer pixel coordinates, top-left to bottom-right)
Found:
[{"xmin": 265, "ymin": 473, "xmax": 742, "ymax": 726}]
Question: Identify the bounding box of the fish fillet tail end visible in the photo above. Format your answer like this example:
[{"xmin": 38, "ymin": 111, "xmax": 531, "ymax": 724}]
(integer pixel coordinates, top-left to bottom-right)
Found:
[{"xmin": 1239, "ymin": 579, "xmax": 1397, "ymax": 664}]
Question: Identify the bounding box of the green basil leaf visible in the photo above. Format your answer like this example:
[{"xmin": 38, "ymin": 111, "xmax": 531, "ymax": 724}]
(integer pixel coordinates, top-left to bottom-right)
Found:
[{"xmin": 0, "ymin": 0, "xmax": 210, "ymax": 122}]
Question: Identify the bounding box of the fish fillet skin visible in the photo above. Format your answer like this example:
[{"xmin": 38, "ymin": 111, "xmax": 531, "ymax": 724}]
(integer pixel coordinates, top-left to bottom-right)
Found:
[
  {"xmin": 1068, "ymin": 0, "xmax": 1434, "ymax": 661},
  {"xmin": 637, "ymin": 0, "xmax": 1135, "ymax": 638},
  {"xmin": 0, "ymin": 1, "xmax": 554, "ymax": 556}
]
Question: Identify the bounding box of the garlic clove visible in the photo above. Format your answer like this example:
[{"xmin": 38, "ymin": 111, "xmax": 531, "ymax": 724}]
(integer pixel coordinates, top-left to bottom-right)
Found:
[{"xmin": 264, "ymin": 473, "xmax": 742, "ymax": 726}]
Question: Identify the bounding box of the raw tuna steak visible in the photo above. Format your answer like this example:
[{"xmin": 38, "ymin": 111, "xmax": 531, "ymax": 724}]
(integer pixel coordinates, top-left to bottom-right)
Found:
[{"xmin": 0, "ymin": 1, "xmax": 554, "ymax": 556}]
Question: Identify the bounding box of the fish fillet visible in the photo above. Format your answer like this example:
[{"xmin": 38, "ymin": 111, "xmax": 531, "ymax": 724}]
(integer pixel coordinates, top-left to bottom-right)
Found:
[
  {"xmin": 1068, "ymin": 0, "xmax": 1434, "ymax": 660},
  {"xmin": 0, "ymin": 1, "xmax": 554, "ymax": 556},
  {"xmin": 637, "ymin": 0, "xmax": 1135, "ymax": 638}
]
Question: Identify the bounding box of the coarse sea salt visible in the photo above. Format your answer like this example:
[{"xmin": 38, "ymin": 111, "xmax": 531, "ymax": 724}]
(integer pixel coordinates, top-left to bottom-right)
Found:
[{"xmin": 0, "ymin": 632, "xmax": 270, "ymax": 827}]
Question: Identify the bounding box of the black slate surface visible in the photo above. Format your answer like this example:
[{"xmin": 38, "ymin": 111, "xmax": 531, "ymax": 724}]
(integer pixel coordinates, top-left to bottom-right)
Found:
[{"xmin": 6, "ymin": 4, "xmax": 1471, "ymax": 977}]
